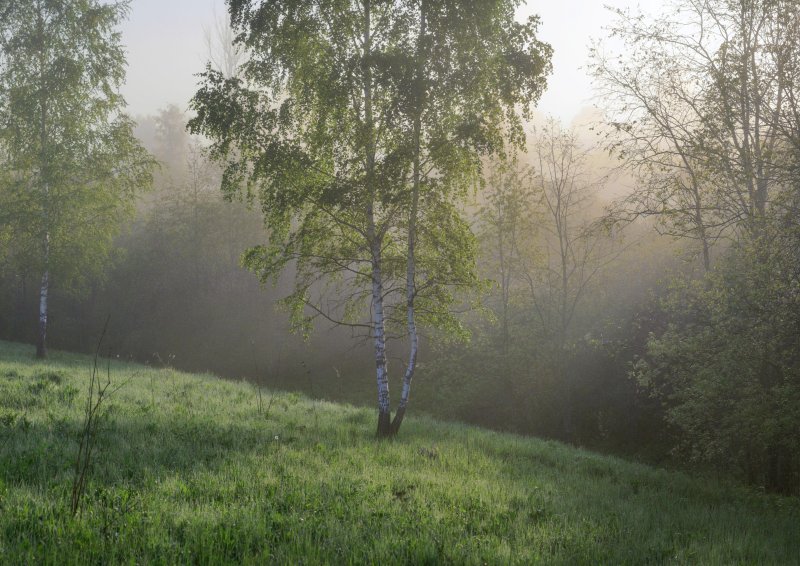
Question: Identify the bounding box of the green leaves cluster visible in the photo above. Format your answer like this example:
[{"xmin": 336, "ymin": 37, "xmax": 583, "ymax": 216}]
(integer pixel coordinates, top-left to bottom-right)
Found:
[
  {"xmin": 633, "ymin": 221, "xmax": 800, "ymax": 492},
  {"xmin": 189, "ymin": 0, "xmax": 551, "ymax": 339},
  {"xmin": 594, "ymin": 0, "xmax": 800, "ymax": 492},
  {"xmin": 0, "ymin": 0, "xmax": 153, "ymax": 293}
]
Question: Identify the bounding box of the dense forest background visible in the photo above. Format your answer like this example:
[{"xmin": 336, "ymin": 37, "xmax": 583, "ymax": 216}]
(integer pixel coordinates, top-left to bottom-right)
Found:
[
  {"xmin": 0, "ymin": 104, "xmax": 674, "ymax": 453},
  {"xmin": 1, "ymin": 0, "xmax": 799, "ymax": 495},
  {"xmin": 1, "ymin": 103, "xmax": 790, "ymax": 491}
]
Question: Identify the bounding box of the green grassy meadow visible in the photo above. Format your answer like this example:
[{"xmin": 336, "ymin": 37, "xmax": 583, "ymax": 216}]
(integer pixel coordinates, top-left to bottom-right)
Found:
[{"xmin": 0, "ymin": 340, "xmax": 797, "ymax": 565}]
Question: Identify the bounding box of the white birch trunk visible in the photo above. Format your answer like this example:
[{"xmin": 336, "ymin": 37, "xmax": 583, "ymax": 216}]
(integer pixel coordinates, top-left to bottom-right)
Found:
[
  {"xmin": 371, "ymin": 241, "xmax": 391, "ymax": 435},
  {"xmin": 391, "ymin": 158, "xmax": 419, "ymax": 433},
  {"xmin": 390, "ymin": 6, "xmax": 426, "ymax": 435},
  {"xmin": 362, "ymin": 0, "xmax": 392, "ymax": 436},
  {"xmin": 391, "ymin": 238, "xmax": 417, "ymax": 434},
  {"xmin": 391, "ymin": 115, "xmax": 421, "ymax": 434},
  {"xmin": 36, "ymin": 233, "xmax": 49, "ymax": 358},
  {"xmin": 36, "ymin": 5, "xmax": 49, "ymax": 359}
]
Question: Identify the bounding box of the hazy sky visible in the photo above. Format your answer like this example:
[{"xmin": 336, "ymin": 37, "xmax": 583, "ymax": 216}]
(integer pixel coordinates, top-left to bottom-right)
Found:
[{"xmin": 120, "ymin": 0, "xmax": 659, "ymax": 124}]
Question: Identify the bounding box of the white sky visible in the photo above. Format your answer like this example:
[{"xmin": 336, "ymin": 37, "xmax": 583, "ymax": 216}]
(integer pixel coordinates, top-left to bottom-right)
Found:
[{"xmin": 120, "ymin": 0, "xmax": 660, "ymax": 124}]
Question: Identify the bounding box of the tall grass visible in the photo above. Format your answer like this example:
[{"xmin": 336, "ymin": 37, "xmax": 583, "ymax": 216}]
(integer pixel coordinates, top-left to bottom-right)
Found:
[{"xmin": 0, "ymin": 340, "xmax": 797, "ymax": 564}]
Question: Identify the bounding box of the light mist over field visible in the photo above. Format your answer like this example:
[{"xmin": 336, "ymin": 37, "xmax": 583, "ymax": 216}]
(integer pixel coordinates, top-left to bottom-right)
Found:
[{"xmin": 1, "ymin": 1, "xmax": 799, "ymax": 561}]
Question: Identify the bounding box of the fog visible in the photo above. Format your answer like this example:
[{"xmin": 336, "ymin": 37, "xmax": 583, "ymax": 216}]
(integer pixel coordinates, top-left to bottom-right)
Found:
[
  {"xmin": 119, "ymin": 0, "xmax": 662, "ymax": 124},
  {"xmin": 2, "ymin": 0, "xmax": 798, "ymax": 496}
]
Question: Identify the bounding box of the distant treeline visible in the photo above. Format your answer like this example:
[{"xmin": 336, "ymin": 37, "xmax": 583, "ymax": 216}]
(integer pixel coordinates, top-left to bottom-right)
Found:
[
  {"xmin": 2, "ymin": 100, "xmax": 797, "ymax": 494},
  {"xmin": 2, "ymin": 0, "xmax": 800, "ymax": 495}
]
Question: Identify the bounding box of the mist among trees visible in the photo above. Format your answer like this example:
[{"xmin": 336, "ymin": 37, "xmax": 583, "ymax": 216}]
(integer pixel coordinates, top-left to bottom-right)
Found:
[{"xmin": 1, "ymin": 0, "xmax": 799, "ymax": 497}]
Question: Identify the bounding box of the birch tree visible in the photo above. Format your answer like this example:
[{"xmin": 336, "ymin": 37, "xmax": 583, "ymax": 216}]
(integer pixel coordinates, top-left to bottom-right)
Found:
[
  {"xmin": 389, "ymin": 0, "xmax": 550, "ymax": 433},
  {"xmin": 0, "ymin": 0, "xmax": 153, "ymax": 358},
  {"xmin": 189, "ymin": 0, "xmax": 550, "ymax": 436}
]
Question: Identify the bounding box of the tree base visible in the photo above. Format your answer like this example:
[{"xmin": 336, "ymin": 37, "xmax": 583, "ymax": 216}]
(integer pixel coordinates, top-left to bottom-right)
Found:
[
  {"xmin": 390, "ymin": 406, "xmax": 406, "ymax": 435},
  {"xmin": 376, "ymin": 411, "xmax": 392, "ymax": 438}
]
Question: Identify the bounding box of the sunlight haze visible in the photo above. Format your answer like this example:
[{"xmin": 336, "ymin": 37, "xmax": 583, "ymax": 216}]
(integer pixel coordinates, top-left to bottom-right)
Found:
[
  {"xmin": 2, "ymin": 0, "xmax": 799, "ymax": 557},
  {"xmin": 120, "ymin": 0, "xmax": 660, "ymax": 123}
]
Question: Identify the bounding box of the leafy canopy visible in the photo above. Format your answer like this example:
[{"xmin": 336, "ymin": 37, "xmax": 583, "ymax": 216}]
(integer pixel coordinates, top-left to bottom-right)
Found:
[
  {"xmin": 0, "ymin": 0, "xmax": 153, "ymax": 291},
  {"xmin": 189, "ymin": 0, "xmax": 551, "ymax": 337}
]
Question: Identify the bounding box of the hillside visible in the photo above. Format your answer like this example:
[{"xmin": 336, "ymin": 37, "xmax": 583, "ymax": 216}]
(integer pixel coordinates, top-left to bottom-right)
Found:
[{"xmin": 0, "ymin": 340, "xmax": 797, "ymax": 565}]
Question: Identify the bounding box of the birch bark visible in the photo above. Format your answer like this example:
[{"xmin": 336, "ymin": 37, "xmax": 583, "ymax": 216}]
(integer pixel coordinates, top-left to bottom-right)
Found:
[
  {"xmin": 391, "ymin": 6, "xmax": 427, "ymax": 435},
  {"xmin": 362, "ymin": 0, "xmax": 392, "ymax": 437},
  {"xmin": 35, "ymin": 3, "xmax": 49, "ymax": 359}
]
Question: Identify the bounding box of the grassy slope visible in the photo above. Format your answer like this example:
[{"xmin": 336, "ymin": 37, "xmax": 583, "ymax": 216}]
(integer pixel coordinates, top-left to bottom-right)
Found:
[{"xmin": 0, "ymin": 340, "xmax": 797, "ymax": 565}]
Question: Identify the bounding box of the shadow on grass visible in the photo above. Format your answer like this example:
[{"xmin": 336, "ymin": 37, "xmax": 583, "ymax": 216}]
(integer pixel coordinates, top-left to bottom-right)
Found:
[{"xmin": 1, "ymin": 340, "xmax": 799, "ymax": 564}]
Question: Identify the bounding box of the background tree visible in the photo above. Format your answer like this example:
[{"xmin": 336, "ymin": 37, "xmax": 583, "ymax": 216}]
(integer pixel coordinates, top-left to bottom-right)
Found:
[
  {"xmin": 204, "ymin": 11, "xmax": 246, "ymax": 80},
  {"xmin": 189, "ymin": 0, "xmax": 551, "ymax": 436},
  {"xmin": 525, "ymin": 120, "xmax": 612, "ymax": 439},
  {"xmin": 479, "ymin": 162, "xmax": 537, "ymax": 360},
  {"xmin": 633, "ymin": 218, "xmax": 800, "ymax": 493},
  {"xmin": 0, "ymin": 0, "xmax": 153, "ymax": 358},
  {"xmin": 591, "ymin": 0, "xmax": 800, "ymax": 268},
  {"xmin": 429, "ymin": 119, "xmax": 642, "ymax": 444},
  {"xmin": 475, "ymin": 161, "xmax": 537, "ymax": 424},
  {"xmin": 596, "ymin": 0, "xmax": 800, "ymax": 493}
]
